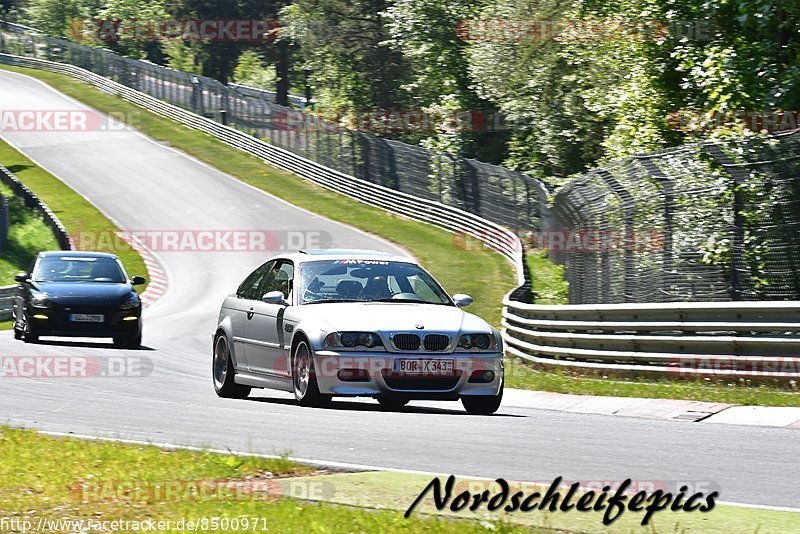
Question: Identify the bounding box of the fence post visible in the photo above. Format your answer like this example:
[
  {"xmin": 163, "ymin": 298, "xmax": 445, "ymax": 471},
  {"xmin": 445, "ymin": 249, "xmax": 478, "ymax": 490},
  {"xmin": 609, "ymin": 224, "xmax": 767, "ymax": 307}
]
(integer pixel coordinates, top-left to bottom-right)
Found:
[
  {"xmin": 702, "ymin": 144, "xmax": 746, "ymax": 300},
  {"xmin": 0, "ymin": 194, "xmax": 8, "ymax": 253}
]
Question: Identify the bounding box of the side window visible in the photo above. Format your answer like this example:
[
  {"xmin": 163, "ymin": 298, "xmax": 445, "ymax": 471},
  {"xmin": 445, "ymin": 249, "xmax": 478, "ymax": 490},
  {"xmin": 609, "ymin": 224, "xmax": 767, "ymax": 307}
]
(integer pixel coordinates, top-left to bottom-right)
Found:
[
  {"xmin": 260, "ymin": 261, "xmax": 294, "ymax": 300},
  {"xmin": 237, "ymin": 261, "xmax": 274, "ymax": 300}
]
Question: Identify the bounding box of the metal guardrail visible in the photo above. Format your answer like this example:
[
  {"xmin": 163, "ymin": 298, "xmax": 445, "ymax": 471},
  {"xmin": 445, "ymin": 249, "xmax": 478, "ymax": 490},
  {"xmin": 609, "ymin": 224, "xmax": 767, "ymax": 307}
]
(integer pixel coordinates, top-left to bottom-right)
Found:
[
  {"xmin": 502, "ymin": 297, "xmax": 800, "ymax": 382},
  {"xmin": 229, "ymin": 83, "xmax": 308, "ymax": 108},
  {"xmin": 0, "ymin": 54, "xmax": 528, "ymax": 293},
  {"xmin": 0, "ymin": 164, "xmax": 71, "ymax": 250},
  {"xmin": 0, "ymin": 193, "xmax": 8, "ymax": 251},
  {"xmin": 0, "ymin": 284, "xmax": 14, "ymax": 320}
]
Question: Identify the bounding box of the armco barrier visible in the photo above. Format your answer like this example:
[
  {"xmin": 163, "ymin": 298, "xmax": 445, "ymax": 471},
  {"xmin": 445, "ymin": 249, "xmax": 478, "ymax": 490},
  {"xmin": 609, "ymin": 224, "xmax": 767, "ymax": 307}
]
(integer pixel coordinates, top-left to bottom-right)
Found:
[
  {"xmin": 0, "ymin": 164, "xmax": 71, "ymax": 250},
  {"xmin": 0, "ymin": 53, "xmax": 528, "ymax": 294},
  {"xmin": 502, "ymin": 296, "xmax": 800, "ymax": 382},
  {"xmin": 0, "ymin": 284, "xmax": 13, "ymax": 320}
]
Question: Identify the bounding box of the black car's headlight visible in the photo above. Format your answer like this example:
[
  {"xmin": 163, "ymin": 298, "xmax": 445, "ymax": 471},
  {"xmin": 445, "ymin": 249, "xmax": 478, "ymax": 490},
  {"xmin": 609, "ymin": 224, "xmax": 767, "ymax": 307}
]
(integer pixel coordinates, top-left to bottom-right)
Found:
[
  {"xmin": 31, "ymin": 294, "xmax": 54, "ymax": 308},
  {"xmin": 119, "ymin": 295, "xmax": 140, "ymax": 310},
  {"xmin": 323, "ymin": 332, "xmax": 384, "ymax": 349},
  {"xmin": 457, "ymin": 333, "xmax": 497, "ymax": 352}
]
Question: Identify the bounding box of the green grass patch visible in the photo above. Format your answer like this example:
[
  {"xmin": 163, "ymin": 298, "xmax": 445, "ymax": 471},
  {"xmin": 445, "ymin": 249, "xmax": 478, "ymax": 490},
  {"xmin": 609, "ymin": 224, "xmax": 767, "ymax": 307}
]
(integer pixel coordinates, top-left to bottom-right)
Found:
[
  {"xmin": 0, "ymin": 65, "xmax": 514, "ymax": 327},
  {"xmin": 528, "ymin": 251, "xmax": 568, "ymax": 304},
  {"xmin": 504, "ymin": 356, "xmax": 800, "ymax": 407},
  {"xmin": 0, "ymin": 427, "xmax": 539, "ymax": 533},
  {"xmin": 0, "ymin": 139, "xmax": 149, "ymax": 288},
  {"xmin": 0, "ymin": 181, "xmax": 59, "ymax": 285}
]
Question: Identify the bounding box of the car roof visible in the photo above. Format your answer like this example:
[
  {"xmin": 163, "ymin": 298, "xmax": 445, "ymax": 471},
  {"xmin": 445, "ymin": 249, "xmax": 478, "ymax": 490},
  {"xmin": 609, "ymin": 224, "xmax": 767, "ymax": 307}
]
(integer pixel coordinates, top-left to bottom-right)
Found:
[
  {"xmin": 278, "ymin": 249, "xmax": 416, "ymax": 264},
  {"xmin": 39, "ymin": 250, "xmax": 119, "ymax": 259}
]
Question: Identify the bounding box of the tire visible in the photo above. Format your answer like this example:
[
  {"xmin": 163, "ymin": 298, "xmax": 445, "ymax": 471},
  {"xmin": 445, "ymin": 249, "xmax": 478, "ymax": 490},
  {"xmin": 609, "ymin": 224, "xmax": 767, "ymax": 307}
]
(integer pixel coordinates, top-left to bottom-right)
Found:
[
  {"xmin": 461, "ymin": 381, "xmax": 503, "ymax": 415},
  {"xmin": 13, "ymin": 328, "xmax": 23, "ymax": 340},
  {"xmin": 292, "ymin": 339, "xmax": 330, "ymax": 407},
  {"xmin": 114, "ymin": 333, "xmax": 141, "ymax": 349},
  {"xmin": 377, "ymin": 397, "xmax": 409, "ymax": 410},
  {"xmin": 22, "ymin": 311, "xmax": 37, "ymax": 343},
  {"xmin": 213, "ymin": 334, "xmax": 251, "ymax": 399}
]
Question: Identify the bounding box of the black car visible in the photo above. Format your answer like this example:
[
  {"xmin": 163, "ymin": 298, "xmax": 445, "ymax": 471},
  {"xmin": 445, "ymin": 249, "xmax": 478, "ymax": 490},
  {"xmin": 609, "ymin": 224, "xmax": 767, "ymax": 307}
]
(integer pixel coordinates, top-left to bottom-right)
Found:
[{"xmin": 13, "ymin": 251, "xmax": 146, "ymax": 348}]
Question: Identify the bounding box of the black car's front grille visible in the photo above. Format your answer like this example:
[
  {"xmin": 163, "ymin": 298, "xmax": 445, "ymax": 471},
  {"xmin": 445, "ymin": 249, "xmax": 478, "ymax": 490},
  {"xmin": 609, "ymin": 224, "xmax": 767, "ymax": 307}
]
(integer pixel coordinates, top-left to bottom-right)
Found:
[
  {"xmin": 423, "ymin": 334, "xmax": 450, "ymax": 351},
  {"xmin": 382, "ymin": 370, "xmax": 462, "ymax": 391},
  {"xmin": 392, "ymin": 333, "xmax": 421, "ymax": 350}
]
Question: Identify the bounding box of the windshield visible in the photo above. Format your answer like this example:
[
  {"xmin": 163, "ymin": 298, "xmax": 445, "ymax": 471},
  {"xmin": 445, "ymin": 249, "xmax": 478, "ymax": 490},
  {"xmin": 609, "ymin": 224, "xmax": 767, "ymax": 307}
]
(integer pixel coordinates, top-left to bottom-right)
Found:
[
  {"xmin": 33, "ymin": 256, "xmax": 127, "ymax": 283},
  {"xmin": 299, "ymin": 259, "xmax": 452, "ymax": 305}
]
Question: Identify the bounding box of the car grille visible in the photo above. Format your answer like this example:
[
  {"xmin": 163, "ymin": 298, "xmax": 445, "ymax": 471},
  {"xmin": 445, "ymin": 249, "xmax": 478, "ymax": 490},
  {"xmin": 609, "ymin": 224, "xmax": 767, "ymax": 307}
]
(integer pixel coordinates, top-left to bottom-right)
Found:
[
  {"xmin": 392, "ymin": 333, "xmax": 420, "ymax": 351},
  {"xmin": 382, "ymin": 370, "xmax": 462, "ymax": 391},
  {"xmin": 423, "ymin": 334, "xmax": 450, "ymax": 351}
]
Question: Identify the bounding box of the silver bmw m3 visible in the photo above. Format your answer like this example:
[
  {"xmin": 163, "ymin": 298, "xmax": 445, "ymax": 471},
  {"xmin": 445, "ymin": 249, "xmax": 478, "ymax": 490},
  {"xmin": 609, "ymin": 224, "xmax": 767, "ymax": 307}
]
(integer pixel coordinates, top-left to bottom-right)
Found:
[{"xmin": 212, "ymin": 249, "xmax": 503, "ymax": 414}]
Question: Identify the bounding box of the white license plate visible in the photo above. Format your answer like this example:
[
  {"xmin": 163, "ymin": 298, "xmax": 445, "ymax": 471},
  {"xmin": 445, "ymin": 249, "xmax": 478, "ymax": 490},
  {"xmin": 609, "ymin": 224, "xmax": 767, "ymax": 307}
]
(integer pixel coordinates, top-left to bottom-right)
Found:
[
  {"xmin": 397, "ymin": 359, "xmax": 454, "ymax": 375},
  {"xmin": 69, "ymin": 314, "xmax": 104, "ymax": 323}
]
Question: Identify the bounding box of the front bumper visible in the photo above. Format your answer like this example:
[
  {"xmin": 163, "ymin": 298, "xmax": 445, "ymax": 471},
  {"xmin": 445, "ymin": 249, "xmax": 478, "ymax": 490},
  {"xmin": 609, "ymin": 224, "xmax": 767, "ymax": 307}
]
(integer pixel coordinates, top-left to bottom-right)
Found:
[
  {"xmin": 313, "ymin": 350, "xmax": 503, "ymax": 399},
  {"xmin": 27, "ymin": 306, "xmax": 141, "ymax": 338}
]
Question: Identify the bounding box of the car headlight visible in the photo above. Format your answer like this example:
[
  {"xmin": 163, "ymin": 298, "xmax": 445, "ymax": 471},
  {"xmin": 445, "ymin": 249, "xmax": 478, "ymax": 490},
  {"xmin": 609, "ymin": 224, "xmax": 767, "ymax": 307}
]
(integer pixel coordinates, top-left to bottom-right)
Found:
[
  {"xmin": 119, "ymin": 294, "xmax": 140, "ymax": 310},
  {"xmin": 457, "ymin": 333, "xmax": 497, "ymax": 351},
  {"xmin": 323, "ymin": 332, "xmax": 384, "ymax": 349},
  {"xmin": 31, "ymin": 294, "xmax": 53, "ymax": 308}
]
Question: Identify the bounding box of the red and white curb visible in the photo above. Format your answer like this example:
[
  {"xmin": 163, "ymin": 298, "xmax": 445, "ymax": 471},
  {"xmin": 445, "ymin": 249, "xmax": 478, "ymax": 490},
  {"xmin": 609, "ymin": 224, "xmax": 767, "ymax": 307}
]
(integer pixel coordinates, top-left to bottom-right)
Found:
[{"xmin": 116, "ymin": 231, "xmax": 167, "ymax": 308}]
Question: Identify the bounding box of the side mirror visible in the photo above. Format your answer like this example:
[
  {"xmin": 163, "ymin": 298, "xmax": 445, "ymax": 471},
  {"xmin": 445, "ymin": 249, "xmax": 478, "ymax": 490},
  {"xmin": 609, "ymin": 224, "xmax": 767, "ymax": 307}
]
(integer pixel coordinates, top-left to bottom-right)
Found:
[
  {"xmin": 131, "ymin": 276, "xmax": 146, "ymax": 286},
  {"xmin": 452, "ymin": 293, "xmax": 473, "ymax": 308},
  {"xmin": 14, "ymin": 272, "xmax": 30, "ymax": 284},
  {"xmin": 262, "ymin": 291, "xmax": 287, "ymax": 305}
]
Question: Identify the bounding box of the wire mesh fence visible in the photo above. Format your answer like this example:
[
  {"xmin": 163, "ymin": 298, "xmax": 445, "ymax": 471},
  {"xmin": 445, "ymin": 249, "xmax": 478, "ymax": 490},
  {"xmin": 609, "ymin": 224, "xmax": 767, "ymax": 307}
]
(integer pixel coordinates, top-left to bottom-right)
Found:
[{"xmin": 549, "ymin": 131, "xmax": 800, "ymax": 303}]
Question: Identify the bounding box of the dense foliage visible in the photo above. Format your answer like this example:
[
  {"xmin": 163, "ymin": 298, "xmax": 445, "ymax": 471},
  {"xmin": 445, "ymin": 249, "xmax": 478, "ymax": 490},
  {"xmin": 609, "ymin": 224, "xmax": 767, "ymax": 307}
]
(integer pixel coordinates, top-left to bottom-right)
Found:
[{"xmin": 6, "ymin": 0, "xmax": 800, "ymax": 185}]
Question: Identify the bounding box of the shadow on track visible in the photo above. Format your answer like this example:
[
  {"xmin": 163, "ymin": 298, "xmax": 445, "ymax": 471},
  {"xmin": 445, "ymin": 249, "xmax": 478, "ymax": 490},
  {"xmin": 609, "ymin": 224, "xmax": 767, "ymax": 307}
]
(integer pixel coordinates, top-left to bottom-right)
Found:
[
  {"xmin": 22, "ymin": 338, "xmax": 155, "ymax": 351},
  {"xmin": 246, "ymin": 395, "xmax": 523, "ymax": 417}
]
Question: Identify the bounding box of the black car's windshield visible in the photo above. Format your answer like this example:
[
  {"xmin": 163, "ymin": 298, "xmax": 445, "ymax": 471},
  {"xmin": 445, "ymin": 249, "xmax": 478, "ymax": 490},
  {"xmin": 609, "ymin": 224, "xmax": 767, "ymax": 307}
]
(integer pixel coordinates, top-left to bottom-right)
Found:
[
  {"xmin": 299, "ymin": 259, "xmax": 452, "ymax": 305},
  {"xmin": 33, "ymin": 256, "xmax": 126, "ymax": 283}
]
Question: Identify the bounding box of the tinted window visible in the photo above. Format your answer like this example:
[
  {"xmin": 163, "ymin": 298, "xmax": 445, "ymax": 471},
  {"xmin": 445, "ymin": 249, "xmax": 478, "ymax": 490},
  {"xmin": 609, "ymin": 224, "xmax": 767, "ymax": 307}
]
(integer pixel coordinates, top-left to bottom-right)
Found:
[
  {"xmin": 298, "ymin": 260, "xmax": 451, "ymax": 305},
  {"xmin": 237, "ymin": 261, "xmax": 274, "ymax": 299},
  {"xmin": 260, "ymin": 261, "xmax": 294, "ymax": 300},
  {"xmin": 33, "ymin": 256, "xmax": 126, "ymax": 283}
]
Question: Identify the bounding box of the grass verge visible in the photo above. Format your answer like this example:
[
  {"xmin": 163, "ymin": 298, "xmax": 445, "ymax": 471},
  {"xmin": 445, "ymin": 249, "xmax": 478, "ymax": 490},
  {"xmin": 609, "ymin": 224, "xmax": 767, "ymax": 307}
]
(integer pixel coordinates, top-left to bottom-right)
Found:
[
  {"xmin": 0, "ymin": 181, "xmax": 59, "ymax": 284},
  {"xmin": 504, "ymin": 357, "xmax": 800, "ymax": 407},
  {"xmin": 0, "ymin": 427, "xmax": 539, "ymax": 533}
]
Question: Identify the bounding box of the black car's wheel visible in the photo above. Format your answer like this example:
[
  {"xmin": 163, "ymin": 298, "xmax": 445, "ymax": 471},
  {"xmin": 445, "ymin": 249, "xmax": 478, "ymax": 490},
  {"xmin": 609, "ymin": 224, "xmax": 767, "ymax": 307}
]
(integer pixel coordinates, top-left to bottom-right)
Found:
[
  {"xmin": 461, "ymin": 381, "xmax": 503, "ymax": 415},
  {"xmin": 21, "ymin": 311, "xmax": 38, "ymax": 343},
  {"xmin": 212, "ymin": 334, "xmax": 251, "ymax": 399},
  {"xmin": 292, "ymin": 340, "xmax": 330, "ymax": 407},
  {"xmin": 114, "ymin": 332, "xmax": 141, "ymax": 349},
  {"xmin": 377, "ymin": 397, "xmax": 409, "ymax": 410}
]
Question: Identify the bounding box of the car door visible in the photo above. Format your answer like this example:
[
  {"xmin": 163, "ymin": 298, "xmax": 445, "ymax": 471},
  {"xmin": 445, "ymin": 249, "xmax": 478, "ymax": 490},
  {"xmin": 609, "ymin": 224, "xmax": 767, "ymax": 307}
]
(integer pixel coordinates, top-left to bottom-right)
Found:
[
  {"xmin": 244, "ymin": 260, "xmax": 294, "ymax": 377},
  {"xmin": 230, "ymin": 260, "xmax": 274, "ymax": 370}
]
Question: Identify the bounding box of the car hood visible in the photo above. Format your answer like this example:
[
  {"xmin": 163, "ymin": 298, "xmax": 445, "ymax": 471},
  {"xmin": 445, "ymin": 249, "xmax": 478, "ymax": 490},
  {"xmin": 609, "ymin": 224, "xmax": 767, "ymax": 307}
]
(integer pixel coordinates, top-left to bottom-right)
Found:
[
  {"xmin": 33, "ymin": 282, "xmax": 135, "ymax": 306},
  {"xmin": 297, "ymin": 302, "xmax": 489, "ymax": 334}
]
